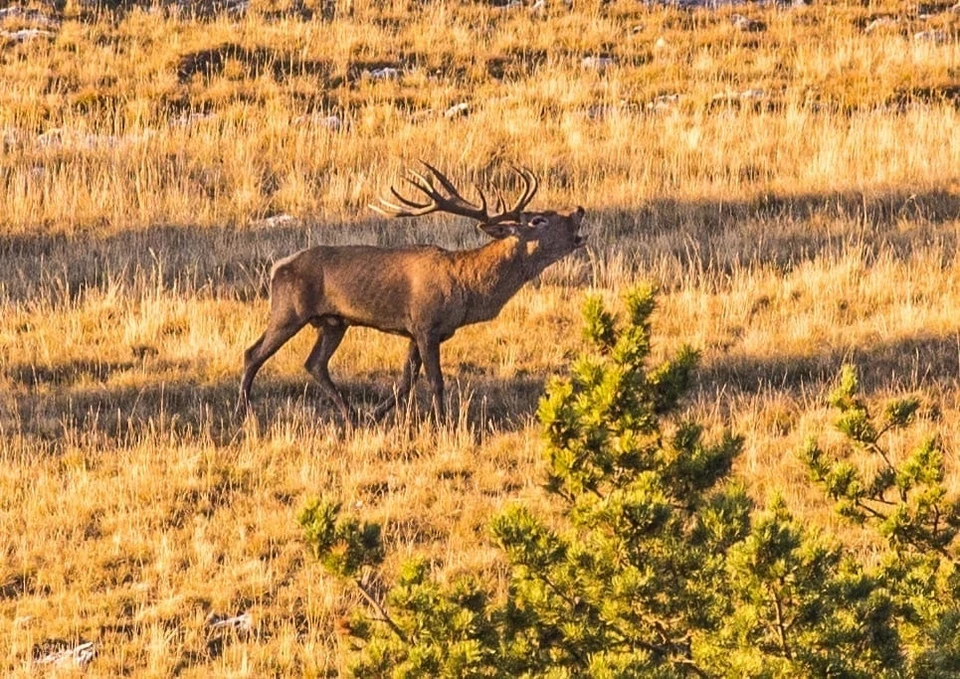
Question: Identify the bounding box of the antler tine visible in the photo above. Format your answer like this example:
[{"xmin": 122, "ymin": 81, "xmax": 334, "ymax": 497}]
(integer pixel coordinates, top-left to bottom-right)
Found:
[
  {"xmin": 419, "ymin": 163, "xmax": 490, "ymax": 217},
  {"xmin": 477, "ymin": 166, "xmax": 539, "ymax": 224},
  {"xmin": 472, "ymin": 184, "xmax": 489, "ymax": 216},
  {"xmin": 398, "ymin": 178, "xmax": 440, "ymax": 209},
  {"xmin": 368, "ymin": 182, "xmax": 435, "ymax": 217},
  {"xmin": 493, "ymin": 188, "xmax": 506, "ymax": 215},
  {"xmin": 420, "ymin": 160, "xmax": 496, "ymax": 213},
  {"xmin": 417, "ymin": 162, "xmax": 466, "ymax": 200},
  {"xmin": 508, "ymin": 166, "xmax": 539, "ymax": 215},
  {"xmin": 413, "ymin": 161, "xmax": 491, "ymax": 220},
  {"xmin": 370, "ymin": 199, "xmax": 427, "ymax": 217},
  {"xmin": 406, "ymin": 170, "xmax": 442, "ymax": 197},
  {"xmin": 369, "ymin": 167, "xmax": 448, "ymax": 218},
  {"xmin": 391, "ymin": 185, "xmax": 432, "ymax": 209}
]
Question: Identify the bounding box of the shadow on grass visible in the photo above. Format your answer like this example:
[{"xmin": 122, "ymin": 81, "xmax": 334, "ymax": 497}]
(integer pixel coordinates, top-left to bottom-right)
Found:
[
  {"xmin": 2, "ymin": 377, "xmax": 241, "ymax": 447},
  {"xmin": 176, "ymin": 44, "xmax": 331, "ymax": 84},
  {"xmin": 595, "ymin": 188, "xmax": 960, "ymax": 285},
  {"xmin": 2, "ymin": 188, "xmax": 958, "ymax": 303},
  {"xmin": 5, "ymin": 331, "xmax": 959, "ymax": 451},
  {"xmin": 233, "ymin": 371, "xmax": 547, "ymax": 432},
  {"xmin": 697, "ymin": 332, "xmax": 960, "ymax": 404},
  {"xmin": 8, "ymin": 359, "xmax": 138, "ymax": 388},
  {"xmin": 1, "ymin": 365, "xmax": 548, "ymax": 448}
]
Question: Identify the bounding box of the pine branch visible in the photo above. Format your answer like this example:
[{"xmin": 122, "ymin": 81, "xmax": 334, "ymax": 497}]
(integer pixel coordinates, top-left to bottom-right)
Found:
[
  {"xmin": 770, "ymin": 579, "xmax": 793, "ymax": 661},
  {"xmin": 354, "ymin": 578, "xmax": 408, "ymax": 644}
]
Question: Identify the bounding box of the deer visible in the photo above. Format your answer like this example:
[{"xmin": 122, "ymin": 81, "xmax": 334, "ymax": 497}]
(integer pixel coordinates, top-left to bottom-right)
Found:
[{"xmin": 238, "ymin": 163, "xmax": 587, "ymax": 422}]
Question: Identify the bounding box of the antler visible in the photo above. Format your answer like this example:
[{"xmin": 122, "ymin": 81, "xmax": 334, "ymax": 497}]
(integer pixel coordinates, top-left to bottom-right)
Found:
[{"xmin": 370, "ymin": 162, "xmax": 539, "ymax": 225}]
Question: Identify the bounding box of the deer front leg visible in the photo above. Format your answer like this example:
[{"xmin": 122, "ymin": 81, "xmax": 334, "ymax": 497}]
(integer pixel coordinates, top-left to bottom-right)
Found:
[
  {"xmin": 373, "ymin": 339, "xmax": 422, "ymax": 421},
  {"xmin": 416, "ymin": 332, "xmax": 445, "ymax": 422}
]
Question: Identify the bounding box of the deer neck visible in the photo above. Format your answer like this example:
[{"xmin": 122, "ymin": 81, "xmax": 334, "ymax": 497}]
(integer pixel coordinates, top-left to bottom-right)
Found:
[{"xmin": 454, "ymin": 237, "xmax": 547, "ymax": 324}]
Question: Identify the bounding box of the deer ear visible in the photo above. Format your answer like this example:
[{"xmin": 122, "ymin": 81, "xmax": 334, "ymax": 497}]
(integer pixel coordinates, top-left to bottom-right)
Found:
[{"xmin": 478, "ymin": 223, "xmax": 516, "ymax": 239}]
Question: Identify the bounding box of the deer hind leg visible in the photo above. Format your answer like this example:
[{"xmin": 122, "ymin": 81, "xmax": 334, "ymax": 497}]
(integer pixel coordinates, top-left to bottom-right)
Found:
[
  {"xmin": 373, "ymin": 339, "xmax": 422, "ymax": 421},
  {"xmin": 239, "ymin": 312, "xmax": 308, "ymax": 413},
  {"xmin": 304, "ymin": 317, "xmax": 351, "ymax": 421}
]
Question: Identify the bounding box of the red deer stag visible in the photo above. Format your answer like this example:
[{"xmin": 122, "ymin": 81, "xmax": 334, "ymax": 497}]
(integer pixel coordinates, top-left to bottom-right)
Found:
[{"xmin": 239, "ymin": 163, "xmax": 586, "ymax": 421}]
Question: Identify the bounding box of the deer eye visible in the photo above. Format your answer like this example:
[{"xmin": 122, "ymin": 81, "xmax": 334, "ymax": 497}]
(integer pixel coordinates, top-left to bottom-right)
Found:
[{"xmin": 529, "ymin": 216, "xmax": 549, "ymax": 228}]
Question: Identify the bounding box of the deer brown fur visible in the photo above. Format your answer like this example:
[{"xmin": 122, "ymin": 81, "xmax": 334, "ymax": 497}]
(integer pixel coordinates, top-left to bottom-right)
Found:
[{"xmin": 239, "ymin": 165, "xmax": 586, "ymax": 421}]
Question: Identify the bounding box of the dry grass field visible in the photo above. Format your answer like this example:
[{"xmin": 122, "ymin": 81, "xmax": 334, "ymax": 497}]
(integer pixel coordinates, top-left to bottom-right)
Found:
[{"xmin": 1, "ymin": 0, "xmax": 960, "ymax": 674}]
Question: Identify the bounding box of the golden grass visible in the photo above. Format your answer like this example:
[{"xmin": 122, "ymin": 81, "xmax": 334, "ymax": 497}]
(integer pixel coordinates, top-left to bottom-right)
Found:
[{"xmin": 2, "ymin": 0, "xmax": 960, "ymax": 674}]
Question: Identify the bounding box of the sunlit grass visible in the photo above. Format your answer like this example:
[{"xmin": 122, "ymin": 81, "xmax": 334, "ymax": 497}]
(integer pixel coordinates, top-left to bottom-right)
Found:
[{"xmin": 2, "ymin": 0, "xmax": 960, "ymax": 674}]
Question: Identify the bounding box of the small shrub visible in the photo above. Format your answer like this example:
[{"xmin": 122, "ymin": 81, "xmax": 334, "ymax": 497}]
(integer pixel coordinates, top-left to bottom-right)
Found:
[{"xmin": 799, "ymin": 364, "xmax": 960, "ymax": 674}]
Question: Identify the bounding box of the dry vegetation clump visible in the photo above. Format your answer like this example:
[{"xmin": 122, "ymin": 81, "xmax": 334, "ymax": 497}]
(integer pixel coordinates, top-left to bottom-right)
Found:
[{"xmin": 1, "ymin": 0, "xmax": 960, "ymax": 674}]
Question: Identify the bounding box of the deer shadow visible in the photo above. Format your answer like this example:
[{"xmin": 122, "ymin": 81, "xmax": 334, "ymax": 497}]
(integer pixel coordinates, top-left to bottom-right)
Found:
[
  {"xmin": 232, "ymin": 370, "xmax": 548, "ymax": 432},
  {"xmin": 1, "ymin": 360, "xmax": 548, "ymax": 448}
]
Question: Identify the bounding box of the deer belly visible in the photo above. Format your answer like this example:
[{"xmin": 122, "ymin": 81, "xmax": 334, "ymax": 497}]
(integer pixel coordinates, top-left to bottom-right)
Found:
[{"xmin": 335, "ymin": 301, "xmax": 411, "ymax": 335}]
